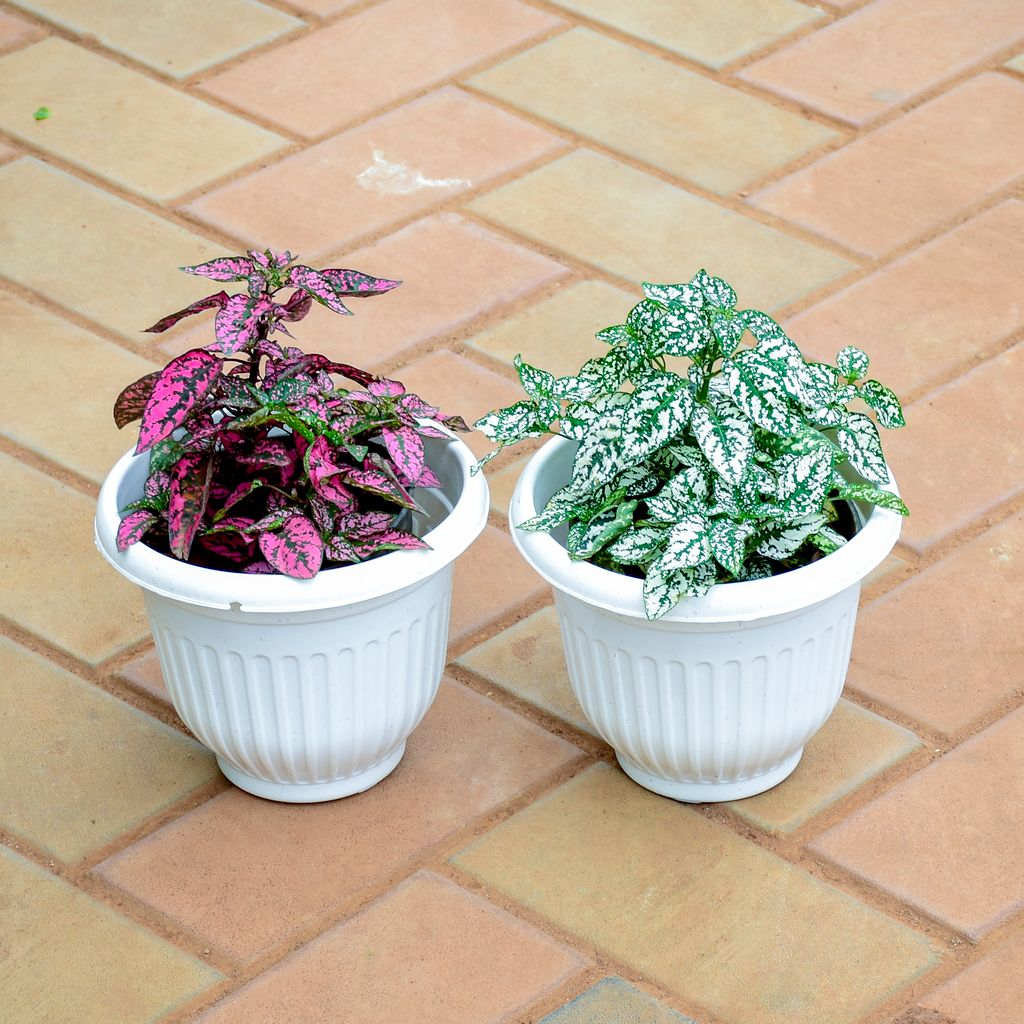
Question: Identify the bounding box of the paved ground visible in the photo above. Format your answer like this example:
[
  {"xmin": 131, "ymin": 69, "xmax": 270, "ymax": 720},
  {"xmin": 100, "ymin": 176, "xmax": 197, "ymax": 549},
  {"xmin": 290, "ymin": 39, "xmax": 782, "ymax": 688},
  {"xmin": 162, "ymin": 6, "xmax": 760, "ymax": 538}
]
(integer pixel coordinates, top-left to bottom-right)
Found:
[{"xmin": 1, "ymin": 1, "xmax": 1022, "ymax": 1021}]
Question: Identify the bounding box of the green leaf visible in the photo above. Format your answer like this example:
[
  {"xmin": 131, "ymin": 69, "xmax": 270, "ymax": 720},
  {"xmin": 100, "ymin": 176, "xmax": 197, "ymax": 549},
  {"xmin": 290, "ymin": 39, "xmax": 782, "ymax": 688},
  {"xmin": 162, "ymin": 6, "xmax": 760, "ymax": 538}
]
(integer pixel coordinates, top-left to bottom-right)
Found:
[
  {"xmin": 835, "ymin": 480, "xmax": 909, "ymax": 516},
  {"xmin": 709, "ymin": 519, "xmax": 754, "ymax": 576},
  {"xmin": 553, "ymin": 347, "xmax": 630, "ymax": 400},
  {"xmin": 606, "ymin": 526, "xmax": 667, "ymax": 565},
  {"xmin": 837, "ymin": 345, "xmax": 870, "ymax": 382},
  {"xmin": 514, "ymin": 355, "xmax": 556, "ymax": 400},
  {"xmin": 626, "ymin": 300, "xmax": 664, "ymax": 349},
  {"xmin": 567, "ymin": 500, "xmax": 638, "ymax": 560},
  {"xmin": 474, "ymin": 400, "xmax": 548, "ymax": 444},
  {"xmin": 810, "ymin": 526, "xmax": 847, "ymax": 555},
  {"xmin": 659, "ymin": 465, "xmax": 710, "ymax": 508},
  {"xmin": 711, "ymin": 311, "xmax": 745, "ymax": 356},
  {"xmin": 641, "ymin": 281, "xmax": 705, "ymax": 309},
  {"xmin": 756, "ymin": 515, "xmax": 825, "ymax": 560},
  {"xmin": 724, "ymin": 351, "xmax": 802, "ymax": 435},
  {"xmin": 690, "ymin": 401, "xmax": 754, "ymax": 486},
  {"xmin": 571, "ymin": 401, "xmax": 632, "ymax": 491},
  {"xmin": 692, "ymin": 269, "xmax": 736, "ymax": 310},
  {"xmin": 33, "ymin": 107, "xmax": 51, "ymax": 121},
  {"xmin": 660, "ymin": 306, "xmax": 713, "ymax": 358},
  {"xmin": 860, "ymin": 379, "xmax": 905, "ymax": 428},
  {"xmin": 643, "ymin": 561, "xmax": 716, "ymax": 619},
  {"xmin": 734, "ymin": 555, "xmax": 773, "ymax": 581},
  {"xmin": 619, "ymin": 374, "xmax": 693, "ymax": 461},
  {"xmin": 654, "ymin": 512, "xmax": 710, "ymax": 573},
  {"xmin": 835, "ymin": 411, "xmax": 889, "ymax": 485},
  {"xmin": 561, "ymin": 391, "xmax": 630, "ymax": 440},
  {"xmin": 595, "ymin": 324, "xmax": 632, "ymax": 345},
  {"xmin": 774, "ymin": 447, "xmax": 834, "ymax": 516}
]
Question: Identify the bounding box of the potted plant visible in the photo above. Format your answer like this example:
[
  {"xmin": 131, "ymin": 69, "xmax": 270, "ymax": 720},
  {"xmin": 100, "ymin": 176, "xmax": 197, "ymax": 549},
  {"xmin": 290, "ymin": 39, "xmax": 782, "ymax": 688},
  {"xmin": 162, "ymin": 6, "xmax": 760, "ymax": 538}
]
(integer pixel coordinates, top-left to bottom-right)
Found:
[
  {"xmin": 475, "ymin": 269, "xmax": 907, "ymax": 802},
  {"xmin": 95, "ymin": 249, "xmax": 489, "ymax": 802}
]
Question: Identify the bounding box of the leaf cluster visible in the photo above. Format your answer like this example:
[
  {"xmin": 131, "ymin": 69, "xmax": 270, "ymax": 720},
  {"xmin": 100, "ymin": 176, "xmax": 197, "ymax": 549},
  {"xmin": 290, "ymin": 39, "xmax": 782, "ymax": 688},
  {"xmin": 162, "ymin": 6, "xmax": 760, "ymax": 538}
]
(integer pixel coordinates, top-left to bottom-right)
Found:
[
  {"xmin": 114, "ymin": 249, "xmax": 468, "ymax": 579},
  {"xmin": 475, "ymin": 269, "xmax": 908, "ymax": 618}
]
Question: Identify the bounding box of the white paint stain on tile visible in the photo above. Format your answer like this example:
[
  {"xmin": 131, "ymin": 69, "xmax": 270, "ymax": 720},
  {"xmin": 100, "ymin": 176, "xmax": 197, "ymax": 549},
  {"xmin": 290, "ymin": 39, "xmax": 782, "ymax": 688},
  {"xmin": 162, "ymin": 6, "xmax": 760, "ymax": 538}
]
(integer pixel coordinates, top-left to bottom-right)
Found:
[{"xmin": 356, "ymin": 150, "xmax": 470, "ymax": 195}]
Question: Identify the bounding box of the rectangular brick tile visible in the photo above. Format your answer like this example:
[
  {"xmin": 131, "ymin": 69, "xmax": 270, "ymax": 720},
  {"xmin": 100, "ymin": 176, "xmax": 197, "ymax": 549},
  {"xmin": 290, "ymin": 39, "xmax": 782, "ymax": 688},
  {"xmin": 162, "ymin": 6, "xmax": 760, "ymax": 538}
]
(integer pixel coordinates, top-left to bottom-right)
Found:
[
  {"xmin": 185, "ymin": 87, "xmax": 565, "ymax": 259},
  {"xmin": 96, "ymin": 681, "xmax": 580, "ymax": 959},
  {"xmin": 0, "ymin": 454, "xmax": 150, "ymax": 663},
  {"xmin": 283, "ymin": 0, "xmax": 359, "ymax": 13},
  {"xmin": 468, "ymin": 279, "xmax": 636, "ymax": 378},
  {"xmin": 485, "ymin": 451, "xmax": 533, "ymax": 518},
  {"xmin": 0, "ymin": 291, "xmax": 158, "ymax": 484},
  {"xmin": 451, "ymin": 526, "xmax": 548, "ymax": 643},
  {"xmin": 13, "ymin": 0, "xmax": 302, "ymax": 78},
  {"xmin": 0, "ymin": 158, "xmax": 223, "ymax": 342},
  {"xmin": 784, "ymin": 201, "xmax": 1024, "ymax": 399},
  {"xmin": 0, "ymin": 845, "xmax": 219, "ymax": 1023},
  {"xmin": 883, "ymin": 343, "xmax": 1024, "ymax": 551},
  {"xmin": 457, "ymin": 606, "xmax": 593, "ymax": 734},
  {"xmin": 0, "ymin": 8, "xmax": 43, "ymax": 50},
  {"xmin": 727, "ymin": 699, "xmax": 921, "ymax": 833},
  {"xmin": 847, "ymin": 512, "xmax": 1024, "ymax": 736},
  {"xmin": 750, "ymin": 74, "xmax": 1024, "ymax": 256},
  {"xmin": 199, "ymin": 0, "xmax": 561, "ymax": 138},
  {"xmin": 812, "ymin": 707, "xmax": 1024, "ymax": 939},
  {"xmin": 198, "ymin": 872, "xmax": 584, "ymax": 1023},
  {"xmin": 541, "ymin": 977, "xmax": 696, "ymax": 1024},
  {"xmin": 453, "ymin": 765, "xmax": 938, "ymax": 1024},
  {"xmin": 547, "ymin": 0, "xmax": 822, "ymax": 69},
  {"xmin": 117, "ymin": 649, "xmax": 171, "ymax": 706},
  {"xmin": 920, "ymin": 928, "xmax": 1024, "ymax": 1023},
  {"xmin": 470, "ymin": 149, "xmax": 856, "ymax": 310},
  {"xmin": 0, "ymin": 39, "xmax": 286, "ymax": 200},
  {"xmin": 470, "ymin": 28, "xmax": 837, "ymax": 195},
  {"xmin": 740, "ymin": 0, "xmax": 1024, "ymax": 124},
  {"xmin": 0, "ymin": 638, "xmax": 215, "ymax": 863}
]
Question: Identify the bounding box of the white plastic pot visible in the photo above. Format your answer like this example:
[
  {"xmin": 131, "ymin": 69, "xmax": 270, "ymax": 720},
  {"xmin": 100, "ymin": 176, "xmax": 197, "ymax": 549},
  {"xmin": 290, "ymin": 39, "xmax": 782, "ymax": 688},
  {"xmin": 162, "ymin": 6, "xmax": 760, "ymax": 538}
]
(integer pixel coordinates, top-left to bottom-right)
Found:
[
  {"xmin": 95, "ymin": 432, "xmax": 488, "ymax": 803},
  {"xmin": 510, "ymin": 437, "xmax": 902, "ymax": 802}
]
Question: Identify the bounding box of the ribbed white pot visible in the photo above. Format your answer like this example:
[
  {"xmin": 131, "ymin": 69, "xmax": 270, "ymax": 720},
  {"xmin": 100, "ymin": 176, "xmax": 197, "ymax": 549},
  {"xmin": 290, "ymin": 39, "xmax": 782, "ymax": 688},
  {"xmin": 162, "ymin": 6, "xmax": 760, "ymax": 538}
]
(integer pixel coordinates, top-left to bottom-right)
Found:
[
  {"xmin": 95, "ymin": 432, "xmax": 489, "ymax": 803},
  {"xmin": 510, "ymin": 437, "xmax": 902, "ymax": 802}
]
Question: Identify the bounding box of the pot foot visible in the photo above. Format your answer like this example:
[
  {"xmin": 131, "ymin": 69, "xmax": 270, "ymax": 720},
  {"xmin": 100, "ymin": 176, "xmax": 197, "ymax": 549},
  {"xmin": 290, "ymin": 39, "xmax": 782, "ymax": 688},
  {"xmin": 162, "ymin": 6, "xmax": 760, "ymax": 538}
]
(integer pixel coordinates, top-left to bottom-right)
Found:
[
  {"xmin": 616, "ymin": 748, "xmax": 803, "ymax": 803},
  {"xmin": 218, "ymin": 742, "xmax": 406, "ymax": 803}
]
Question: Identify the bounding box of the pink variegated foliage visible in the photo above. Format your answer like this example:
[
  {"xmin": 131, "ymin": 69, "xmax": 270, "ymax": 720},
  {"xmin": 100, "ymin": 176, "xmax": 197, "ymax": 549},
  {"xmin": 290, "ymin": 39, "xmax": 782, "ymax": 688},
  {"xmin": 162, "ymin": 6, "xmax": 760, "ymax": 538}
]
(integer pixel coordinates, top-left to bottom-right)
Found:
[{"xmin": 113, "ymin": 249, "xmax": 469, "ymax": 579}]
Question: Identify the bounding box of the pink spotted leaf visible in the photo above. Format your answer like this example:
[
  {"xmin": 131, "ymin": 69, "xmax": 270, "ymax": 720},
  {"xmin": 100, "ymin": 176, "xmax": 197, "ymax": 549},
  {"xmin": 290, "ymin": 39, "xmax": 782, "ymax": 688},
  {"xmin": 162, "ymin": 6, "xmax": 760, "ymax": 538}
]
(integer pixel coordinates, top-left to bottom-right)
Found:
[
  {"xmin": 343, "ymin": 462, "xmax": 422, "ymax": 511},
  {"xmin": 214, "ymin": 294, "xmax": 273, "ymax": 354},
  {"xmin": 143, "ymin": 291, "xmax": 230, "ymax": 334},
  {"xmin": 367, "ymin": 377, "xmax": 405, "ymax": 398},
  {"xmin": 258, "ymin": 515, "xmax": 324, "ymax": 579},
  {"xmin": 287, "ymin": 265, "xmax": 354, "ymax": 316},
  {"xmin": 136, "ymin": 349, "xmax": 222, "ymax": 454},
  {"xmin": 181, "ymin": 256, "xmax": 253, "ymax": 282},
  {"xmin": 114, "ymin": 370, "xmax": 161, "ymax": 429},
  {"xmin": 278, "ymin": 290, "xmax": 313, "ymax": 322},
  {"xmin": 381, "ymin": 425, "xmax": 425, "ymax": 485},
  {"xmin": 116, "ymin": 510, "xmax": 158, "ymax": 551},
  {"xmin": 320, "ymin": 268, "xmax": 401, "ymax": 296},
  {"xmin": 167, "ymin": 452, "xmax": 214, "ymax": 560}
]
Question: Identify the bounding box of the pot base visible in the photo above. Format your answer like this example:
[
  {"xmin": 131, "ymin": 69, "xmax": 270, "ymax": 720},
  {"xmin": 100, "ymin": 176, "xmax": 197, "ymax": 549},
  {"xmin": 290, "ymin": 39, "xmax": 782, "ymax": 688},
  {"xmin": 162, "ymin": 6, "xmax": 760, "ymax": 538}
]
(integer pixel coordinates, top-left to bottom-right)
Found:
[
  {"xmin": 616, "ymin": 748, "xmax": 803, "ymax": 803},
  {"xmin": 218, "ymin": 742, "xmax": 406, "ymax": 803}
]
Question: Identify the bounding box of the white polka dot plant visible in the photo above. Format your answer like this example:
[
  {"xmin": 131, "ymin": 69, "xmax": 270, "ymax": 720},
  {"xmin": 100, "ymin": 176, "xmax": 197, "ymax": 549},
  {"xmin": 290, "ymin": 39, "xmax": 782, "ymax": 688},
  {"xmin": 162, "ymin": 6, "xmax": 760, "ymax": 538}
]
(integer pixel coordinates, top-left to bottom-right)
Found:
[{"xmin": 474, "ymin": 269, "xmax": 908, "ymax": 619}]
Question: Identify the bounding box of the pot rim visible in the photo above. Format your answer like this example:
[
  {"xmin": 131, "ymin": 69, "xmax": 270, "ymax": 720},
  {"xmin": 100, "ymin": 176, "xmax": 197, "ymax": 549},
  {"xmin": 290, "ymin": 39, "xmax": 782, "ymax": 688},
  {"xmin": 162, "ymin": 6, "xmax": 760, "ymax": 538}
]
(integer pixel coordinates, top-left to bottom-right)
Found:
[
  {"xmin": 95, "ymin": 426, "xmax": 489, "ymax": 614},
  {"xmin": 510, "ymin": 436, "xmax": 902, "ymax": 626}
]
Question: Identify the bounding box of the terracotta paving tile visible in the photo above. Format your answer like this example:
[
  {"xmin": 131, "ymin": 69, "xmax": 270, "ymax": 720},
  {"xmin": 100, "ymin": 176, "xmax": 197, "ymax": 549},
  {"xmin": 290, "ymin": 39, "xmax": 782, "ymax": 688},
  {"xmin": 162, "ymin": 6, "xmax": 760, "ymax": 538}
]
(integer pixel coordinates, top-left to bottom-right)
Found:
[
  {"xmin": 920, "ymin": 928, "xmax": 1024, "ymax": 1023},
  {"xmin": 470, "ymin": 149, "xmax": 856, "ymax": 310},
  {"xmin": 485, "ymin": 451, "xmax": 532, "ymax": 518},
  {"xmin": 197, "ymin": 871, "xmax": 584, "ymax": 1023},
  {"xmin": 726, "ymin": 699, "xmax": 921, "ymax": 834},
  {"xmin": 117, "ymin": 649, "xmax": 171, "ymax": 707},
  {"xmin": 0, "ymin": 637, "xmax": 216, "ymax": 863},
  {"xmin": 540, "ymin": 977, "xmax": 696, "ymax": 1023},
  {"xmin": 204, "ymin": 214, "xmax": 565, "ymax": 368},
  {"xmin": 95, "ymin": 681, "xmax": 580, "ymax": 960},
  {"xmin": 0, "ymin": 141, "xmax": 18, "ymax": 163},
  {"xmin": 0, "ymin": 158, "xmax": 223, "ymax": 342},
  {"xmin": 284, "ymin": 0, "xmax": 359, "ymax": 13},
  {"xmin": 0, "ymin": 291, "xmax": 158, "ymax": 484},
  {"xmin": 453, "ymin": 765, "xmax": 938, "ymax": 1024},
  {"xmin": 0, "ymin": 39, "xmax": 287, "ymax": 201},
  {"xmin": 741, "ymin": 0, "xmax": 1024, "ymax": 125},
  {"xmin": 451, "ymin": 525, "xmax": 547, "ymax": 642},
  {"xmin": 812, "ymin": 707, "xmax": 1024, "ymax": 939},
  {"xmin": 1, "ymin": 846, "xmax": 220, "ymax": 1022},
  {"xmin": 0, "ymin": 8, "xmax": 43, "ymax": 50},
  {"xmin": 10, "ymin": 0, "xmax": 302, "ymax": 78},
  {"xmin": 388, "ymin": 349, "xmax": 524, "ymax": 459},
  {"xmin": 749, "ymin": 74, "xmax": 1024, "ymax": 257},
  {"xmin": 199, "ymin": 0, "xmax": 561, "ymax": 138},
  {"xmin": 470, "ymin": 28, "xmax": 837, "ymax": 195},
  {"xmin": 456, "ymin": 606, "xmax": 592, "ymax": 734},
  {"xmin": 882, "ymin": 343, "xmax": 1024, "ymax": 551},
  {"xmin": 185, "ymin": 87, "xmax": 565, "ymax": 259},
  {"xmin": 0, "ymin": 453, "xmax": 150, "ymax": 664},
  {"xmin": 784, "ymin": 200, "xmax": 1024, "ymax": 399},
  {"xmin": 468, "ymin": 278, "xmax": 636, "ymax": 377},
  {"xmin": 547, "ymin": 0, "xmax": 822, "ymax": 69},
  {"xmin": 847, "ymin": 512, "xmax": 1024, "ymax": 736}
]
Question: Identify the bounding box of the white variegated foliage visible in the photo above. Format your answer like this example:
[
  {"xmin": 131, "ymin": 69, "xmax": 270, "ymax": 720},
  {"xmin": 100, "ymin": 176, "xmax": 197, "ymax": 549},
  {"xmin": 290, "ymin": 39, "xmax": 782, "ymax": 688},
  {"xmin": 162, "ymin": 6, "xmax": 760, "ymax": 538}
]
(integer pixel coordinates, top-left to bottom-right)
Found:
[{"xmin": 473, "ymin": 268, "xmax": 908, "ymax": 619}]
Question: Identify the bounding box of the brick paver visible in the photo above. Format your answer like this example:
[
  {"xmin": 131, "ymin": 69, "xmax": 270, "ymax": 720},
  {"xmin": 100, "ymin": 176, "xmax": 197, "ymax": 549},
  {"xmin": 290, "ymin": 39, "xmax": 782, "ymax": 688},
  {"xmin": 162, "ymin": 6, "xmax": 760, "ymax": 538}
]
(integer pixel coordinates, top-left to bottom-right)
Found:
[
  {"xmin": 12, "ymin": 0, "xmax": 302, "ymax": 79},
  {"xmin": 3, "ymin": 3, "xmax": 1021, "ymax": 1021},
  {"xmin": 454, "ymin": 766, "xmax": 938, "ymax": 1024}
]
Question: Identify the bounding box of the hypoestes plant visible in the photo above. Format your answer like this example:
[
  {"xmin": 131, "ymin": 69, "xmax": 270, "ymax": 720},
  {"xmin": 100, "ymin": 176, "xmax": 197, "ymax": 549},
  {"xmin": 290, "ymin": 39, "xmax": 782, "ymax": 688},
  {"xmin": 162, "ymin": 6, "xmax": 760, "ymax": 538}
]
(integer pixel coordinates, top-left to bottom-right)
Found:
[
  {"xmin": 475, "ymin": 269, "xmax": 908, "ymax": 619},
  {"xmin": 114, "ymin": 249, "xmax": 468, "ymax": 579}
]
